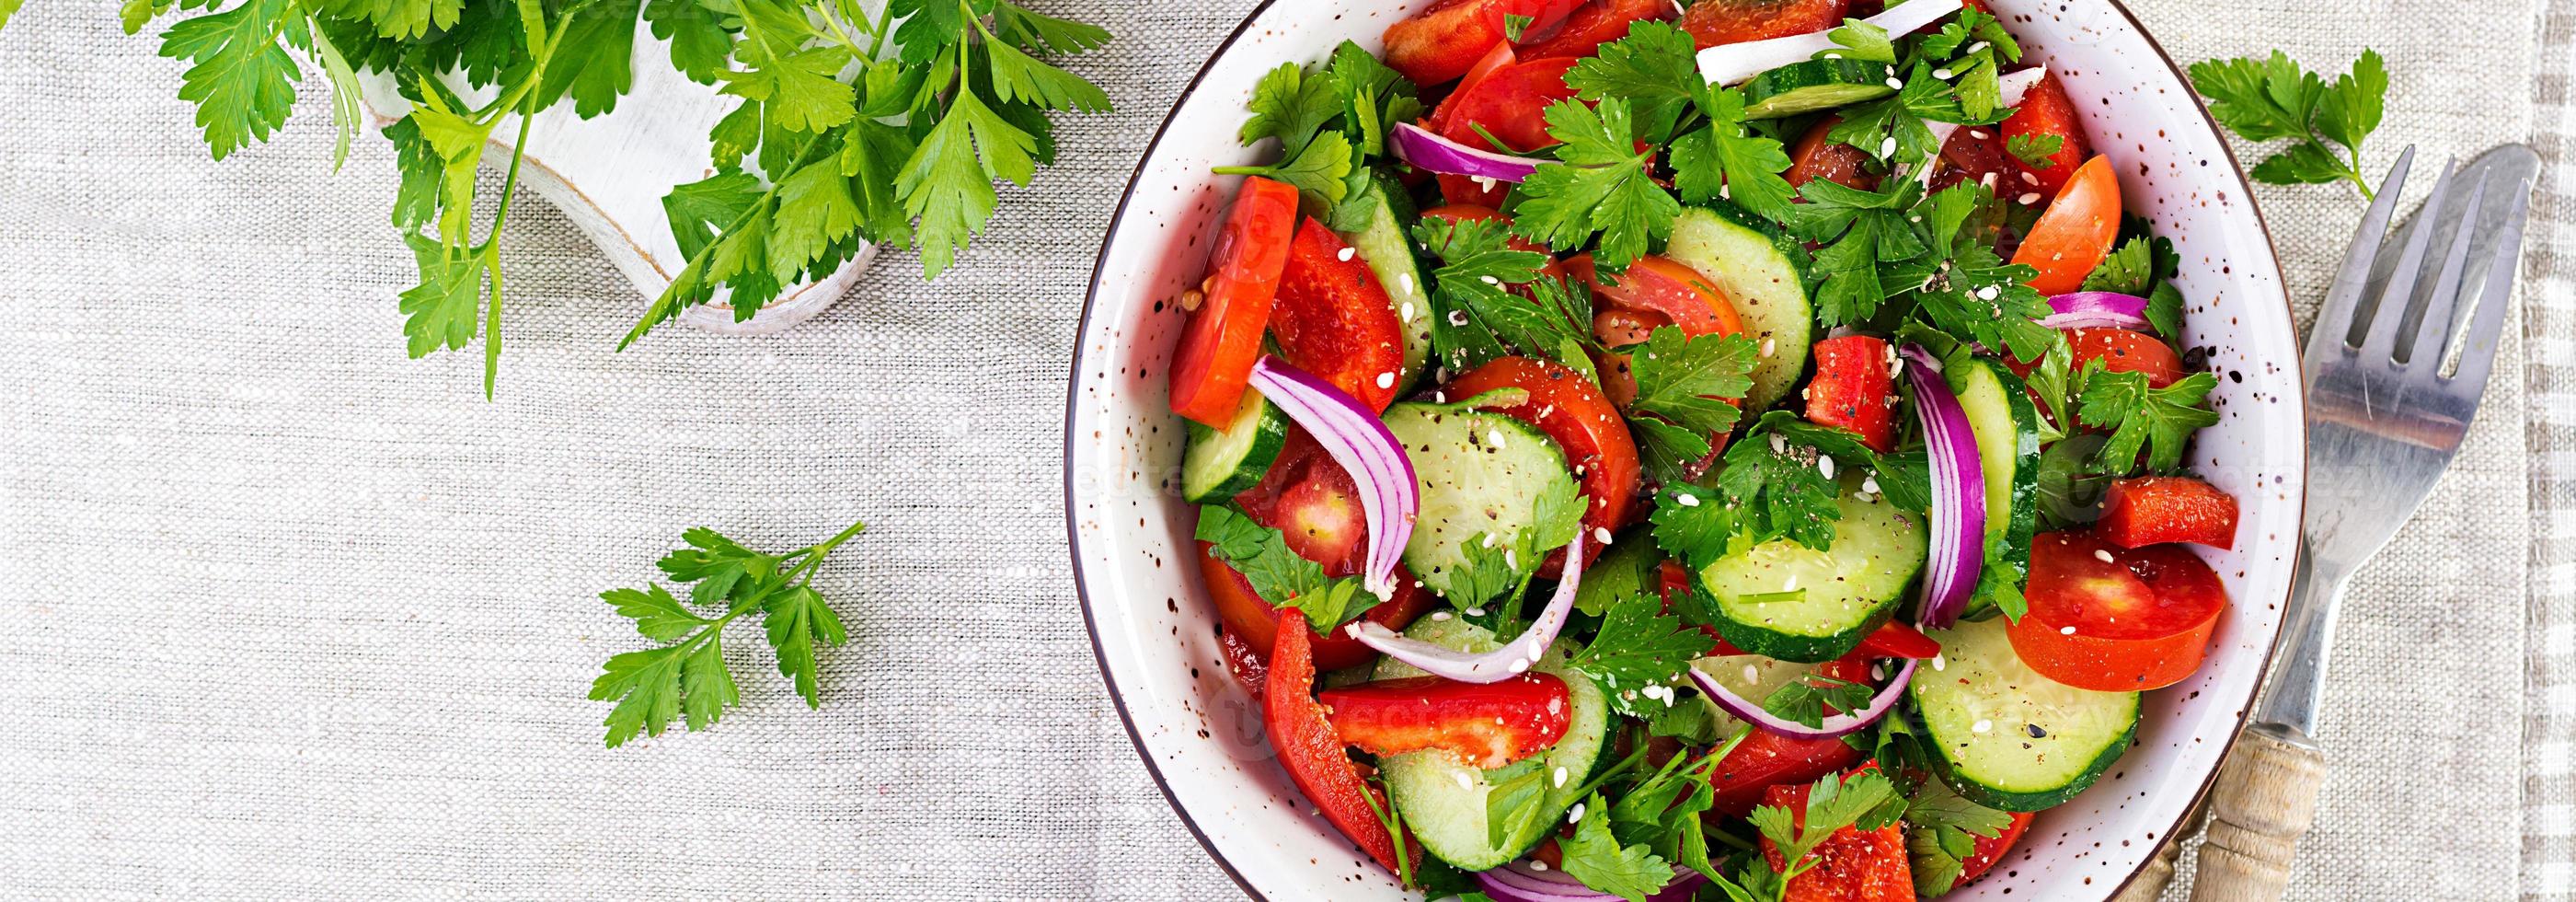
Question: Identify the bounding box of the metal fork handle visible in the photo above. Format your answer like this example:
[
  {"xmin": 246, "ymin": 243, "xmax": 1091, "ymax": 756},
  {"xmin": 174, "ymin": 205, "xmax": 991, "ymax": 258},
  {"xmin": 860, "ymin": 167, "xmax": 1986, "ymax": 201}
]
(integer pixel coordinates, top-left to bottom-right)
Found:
[{"xmin": 2190, "ymin": 725, "xmax": 2328, "ymax": 902}]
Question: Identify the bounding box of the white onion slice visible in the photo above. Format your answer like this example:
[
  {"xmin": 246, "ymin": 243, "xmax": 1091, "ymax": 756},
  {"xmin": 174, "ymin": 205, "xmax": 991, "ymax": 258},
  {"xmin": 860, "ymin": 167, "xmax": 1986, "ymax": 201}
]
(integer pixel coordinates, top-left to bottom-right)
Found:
[
  {"xmin": 1347, "ymin": 531, "xmax": 1584, "ymax": 683},
  {"xmin": 1696, "ymin": 0, "xmax": 1963, "ymax": 86},
  {"xmin": 1246, "ymin": 356, "xmax": 1418, "ymax": 596}
]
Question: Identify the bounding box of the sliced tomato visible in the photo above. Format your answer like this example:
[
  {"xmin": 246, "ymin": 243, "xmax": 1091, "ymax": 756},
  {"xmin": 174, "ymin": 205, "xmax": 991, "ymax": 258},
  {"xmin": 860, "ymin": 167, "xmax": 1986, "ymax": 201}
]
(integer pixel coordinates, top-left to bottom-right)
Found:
[
  {"xmin": 1566, "ymin": 255, "xmax": 1746, "ymax": 339},
  {"xmin": 1435, "ymin": 57, "xmax": 1581, "ymax": 207},
  {"xmin": 1262, "ymin": 607, "xmax": 1406, "ymax": 875},
  {"xmin": 2002, "ymin": 73, "xmax": 2092, "ymax": 196},
  {"xmin": 2011, "ymin": 155, "xmax": 2122, "ymax": 296},
  {"xmin": 1217, "ymin": 628, "xmax": 1269, "ymax": 697},
  {"xmin": 1805, "ymin": 334, "xmax": 1897, "ymax": 454},
  {"xmin": 1758, "ymin": 766, "xmax": 1915, "ymax": 902},
  {"xmin": 2010, "ymin": 531, "xmax": 2227, "ymax": 691},
  {"xmin": 1446, "ymin": 356, "xmax": 1642, "ymax": 573},
  {"xmin": 2068, "ymin": 327, "xmax": 2184, "ymax": 387},
  {"xmin": 1171, "ymin": 177, "xmax": 1301, "ymax": 426},
  {"xmin": 1787, "ymin": 116, "xmax": 1880, "ymax": 191},
  {"xmin": 1678, "ymin": 0, "xmax": 1852, "ymax": 48},
  {"xmin": 1929, "ymin": 124, "xmax": 2012, "ymax": 193},
  {"xmin": 1515, "ymin": 0, "xmax": 1676, "ymax": 58},
  {"xmin": 2099, "ymin": 476, "xmax": 2239, "ymax": 549},
  {"xmin": 1383, "ymin": 0, "xmax": 1580, "ymax": 87},
  {"xmin": 1708, "ymin": 730, "xmax": 1866, "ymax": 816},
  {"xmin": 1952, "ymin": 811, "xmax": 2035, "ymax": 889},
  {"xmin": 1197, "ymin": 543, "xmax": 1434, "ymax": 673},
  {"xmin": 1320, "ymin": 674, "xmax": 1574, "ymax": 769},
  {"xmin": 1271, "ymin": 217, "xmax": 1408, "ymax": 412},
  {"xmin": 1428, "ymin": 42, "xmax": 1519, "ymax": 134}
]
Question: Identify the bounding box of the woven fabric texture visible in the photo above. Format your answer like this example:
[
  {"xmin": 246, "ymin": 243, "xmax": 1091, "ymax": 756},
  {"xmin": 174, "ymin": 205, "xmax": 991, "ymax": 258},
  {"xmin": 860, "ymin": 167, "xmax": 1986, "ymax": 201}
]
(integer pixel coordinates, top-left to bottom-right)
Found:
[{"xmin": 0, "ymin": 0, "xmax": 2562, "ymax": 899}]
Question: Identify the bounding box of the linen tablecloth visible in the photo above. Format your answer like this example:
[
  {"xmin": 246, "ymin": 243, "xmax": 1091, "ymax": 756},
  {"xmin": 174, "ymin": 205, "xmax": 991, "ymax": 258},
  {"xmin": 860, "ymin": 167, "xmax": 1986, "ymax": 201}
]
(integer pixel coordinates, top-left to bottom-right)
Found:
[{"xmin": 0, "ymin": 0, "xmax": 2567, "ymax": 899}]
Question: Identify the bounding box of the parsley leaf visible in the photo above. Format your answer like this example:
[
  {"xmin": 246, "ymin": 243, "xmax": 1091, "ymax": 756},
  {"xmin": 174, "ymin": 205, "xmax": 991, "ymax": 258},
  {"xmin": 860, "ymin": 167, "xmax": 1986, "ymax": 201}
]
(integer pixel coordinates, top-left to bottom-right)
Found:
[
  {"xmin": 1750, "ymin": 769, "xmax": 1906, "ymax": 885},
  {"xmin": 1323, "ymin": 40, "xmax": 1424, "ymax": 158},
  {"xmin": 2006, "ymin": 133, "xmax": 2063, "ymax": 168},
  {"xmin": 1892, "ymin": 182, "xmax": 2057, "ymax": 360},
  {"xmin": 1560, "ymin": 792, "xmax": 1676, "ymax": 902},
  {"xmin": 1668, "ymin": 85, "xmax": 1799, "ymax": 222},
  {"xmin": 1626, "ymin": 326, "xmax": 1759, "ymax": 478},
  {"xmin": 1238, "ymin": 61, "xmax": 1340, "ymax": 158},
  {"xmin": 1512, "ymin": 98, "xmax": 1679, "ymax": 271},
  {"xmin": 1763, "ymin": 672, "xmax": 1875, "ymax": 729},
  {"xmin": 156, "ymin": 0, "xmax": 303, "ymax": 161},
  {"xmin": 1564, "ymin": 20, "xmax": 1701, "ymax": 145},
  {"xmin": 2076, "ymin": 367, "xmax": 2221, "ymax": 474},
  {"xmin": 1784, "ymin": 177, "xmax": 1927, "ymax": 327},
  {"xmin": 589, "ymin": 520, "xmax": 868, "ymax": 747},
  {"xmin": 1572, "ymin": 592, "xmax": 1717, "ymax": 717},
  {"xmin": 1903, "ymin": 778, "xmax": 2018, "ymax": 896},
  {"xmin": 1823, "ymin": 18, "xmax": 1896, "ymax": 64},
  {"xmin": 1414, "ymin": 217, "xmax": 1596, "ymax": 375},
  {"xmin": 1213, "ymin": 130, "xmax": 1355, "ymax": 211},
  {"xmin": 2189, "ymin": 49, "xmax": 2387, "ymax": 200},
  {"xmin": 1195, "ymin": 505, "xmax": 1380, "ymax": 631}
]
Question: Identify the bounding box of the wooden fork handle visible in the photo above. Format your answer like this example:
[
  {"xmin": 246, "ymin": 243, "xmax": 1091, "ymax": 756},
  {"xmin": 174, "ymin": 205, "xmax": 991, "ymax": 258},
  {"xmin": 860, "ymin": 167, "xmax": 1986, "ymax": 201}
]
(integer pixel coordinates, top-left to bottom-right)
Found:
[
  {"xmin": 2110, "ymin": 838, "xmax": 2182, "ymax": 902},
  {"xmin": 2190, "ymin": 727, "xmax": 2327, "ymax": 902}
]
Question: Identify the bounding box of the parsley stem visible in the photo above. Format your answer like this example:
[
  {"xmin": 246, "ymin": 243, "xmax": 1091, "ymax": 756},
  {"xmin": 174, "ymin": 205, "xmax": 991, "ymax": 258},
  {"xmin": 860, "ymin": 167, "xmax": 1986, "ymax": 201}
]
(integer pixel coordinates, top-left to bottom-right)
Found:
[{"xmin": 619, "ymin": 130, "xmax": 839, "ymax": 348}]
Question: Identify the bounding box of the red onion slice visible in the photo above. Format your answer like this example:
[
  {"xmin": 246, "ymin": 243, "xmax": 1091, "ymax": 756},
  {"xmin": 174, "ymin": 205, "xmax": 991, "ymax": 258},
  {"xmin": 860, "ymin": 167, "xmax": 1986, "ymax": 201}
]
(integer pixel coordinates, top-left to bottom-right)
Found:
[
  {"xmin": 1390, "ymin": 121, "xmax": 1544, "ymax": 184},
  {"xmin": 1900, "ymin": 345, "xmax": 1985, "ymax": 629},
  {"xmin": 1696, "ymin": 0, "xmax": 1962, "ymax": 86},
  {"xmin": 1247, "ymin": 356, "xmax": 1419, "ymax": 597},
  {"xmin": 1347, "ymin": 531, "xmax": 1584, "ymax": 682},
  {"xmin": 1688, "ymin": 656, "xmax": 1922, "ymax": 740},
  {"xmin": 2040, "ymin": 291, "xmax": 2154, "ymax": 331}
]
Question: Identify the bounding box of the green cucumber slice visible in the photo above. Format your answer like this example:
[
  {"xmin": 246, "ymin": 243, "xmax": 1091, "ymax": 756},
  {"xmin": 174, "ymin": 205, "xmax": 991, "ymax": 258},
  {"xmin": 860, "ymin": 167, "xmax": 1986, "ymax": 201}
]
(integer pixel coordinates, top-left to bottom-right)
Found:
[
  {"xmin": 1911, "ymin": 618, "xmax": 2140, "ymax": 812},
  {"xmin": 1180, "ymin": 388, "xmax": 1289, "ymax": 503},
  {"xmin": 1342, "ymin": 171, "xmax": 1434, "ymax": 392},
  {"xmin": 1663, "ymin": 205, "xmax": 1813, "ymax": 411},
  {"xmin": 1696, "ymin": 483, "xmax": 1926, "ymax": 662},
  {"xmin": 1743, "ymin": 59, "xmax": 1901, "ymax": 120},
  {"xmin": 1383, "ymin": 401, "xmax": 1578, "ymax": 598},
  {"xmin": 1947, "ymin": 355, "xmax": 2041, "ymax": 613}
]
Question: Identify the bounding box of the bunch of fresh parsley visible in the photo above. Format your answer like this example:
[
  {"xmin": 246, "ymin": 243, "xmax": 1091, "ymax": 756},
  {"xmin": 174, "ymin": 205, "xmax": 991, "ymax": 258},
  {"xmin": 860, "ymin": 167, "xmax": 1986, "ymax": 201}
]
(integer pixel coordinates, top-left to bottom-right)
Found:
[
  {"xmin": 590, "ymin": 520, "xmax": 867, "ymax": 747},
  {"xmin": 2190, "ymin": 49, "xmax": 2388, "ymax": 201},
  {"xmin": 92, "ymin": 0, "xmax": 1114, "ymax": 393}
]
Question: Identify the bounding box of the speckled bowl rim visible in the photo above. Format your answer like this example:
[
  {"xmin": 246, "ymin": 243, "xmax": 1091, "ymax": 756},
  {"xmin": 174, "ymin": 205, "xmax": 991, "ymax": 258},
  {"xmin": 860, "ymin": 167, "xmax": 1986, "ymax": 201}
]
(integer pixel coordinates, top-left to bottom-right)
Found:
[{"xmin": 1061, "ymin": 3, "xmax": 2306, "ymax": 898}]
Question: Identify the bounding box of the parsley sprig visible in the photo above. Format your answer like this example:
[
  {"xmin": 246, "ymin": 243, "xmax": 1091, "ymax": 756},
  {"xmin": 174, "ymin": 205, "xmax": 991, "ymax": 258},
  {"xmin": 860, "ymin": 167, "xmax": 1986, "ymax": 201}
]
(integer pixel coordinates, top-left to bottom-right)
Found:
[
  {"xmin": 1195, "ymin": 505, "xmax": 1381, "ymax": 632},
  {"xmin": 119, "ymin": 0, "xmax": 1116, "ymax": 392},
  {"xmin": 1572, "ymin": 592, "xmax": 1719, "ymax": 717},
  {"xmin": 590, "ymin": 520, "xmax": 868, "ymax": 747},
  {"xmin": 1625, "ymin": 326, "xmax": 1760, "ymax": 482},
  {"xmin": 2189, "ymin": 49, "xmax": 2388, "ymax": 200}
]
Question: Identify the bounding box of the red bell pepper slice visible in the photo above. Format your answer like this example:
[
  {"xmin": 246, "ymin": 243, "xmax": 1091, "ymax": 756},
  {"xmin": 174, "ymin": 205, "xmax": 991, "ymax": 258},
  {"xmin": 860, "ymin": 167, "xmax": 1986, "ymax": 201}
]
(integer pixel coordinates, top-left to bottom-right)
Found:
[
  {"xmin": 1320, "ymin": 674, "xmax": 1573, "ymax": 769},
  {"xmin": 1261, "ymin": 608, "xmax": 1405, "ymax": 875},
  {"xmin": 1806, "ymin": 334, "xmax": 1897, "ymax": 454}
]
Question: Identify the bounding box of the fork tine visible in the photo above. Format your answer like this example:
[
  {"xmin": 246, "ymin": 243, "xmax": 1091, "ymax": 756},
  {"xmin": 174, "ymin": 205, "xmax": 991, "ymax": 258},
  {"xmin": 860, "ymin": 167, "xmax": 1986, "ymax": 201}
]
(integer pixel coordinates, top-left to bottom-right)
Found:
[
  {"xmin": 2446, "ymin": 178, "xmax": 2532, "ymax": 394},
  {"xmin": 2359, "ymin": 158, "xmax": 2455, "ymax": 360},
  {"xmin": 2401, "ymin": 172, "xmax": 2490, "ymax": 366},
  {"xmin": 2313, "ymin": 146, "xmax": 2416, "ymax": 355}
]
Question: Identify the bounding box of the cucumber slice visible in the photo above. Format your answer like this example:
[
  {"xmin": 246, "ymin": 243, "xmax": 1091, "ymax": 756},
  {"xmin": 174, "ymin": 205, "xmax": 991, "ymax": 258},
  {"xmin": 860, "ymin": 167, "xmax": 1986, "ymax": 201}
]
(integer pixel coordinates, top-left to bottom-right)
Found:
[
  {"xmin": 1342, "ymin": 171, "xmax": 1434, "ymax": 392},
  {"xmin": 1383, "ymin": 401, "xmax": 1578, "ymax": 597},
  {"xmin": 1911, "ymin": 618, "xmax": 2140, "ymax": 812},
  {"xmin": 1947, "ymin": 356, "xmax": 2041, "ymax": 612},
  {"xmin": 1663, "ymin": 206, "xmax": 1813, "ymax": 411},
  {"xmin": 1179, "ymin": 388, "xmax": 1288, "ymax": 503},
  {"xmin": 1743, "ymin": 59, "xmax": 1900, "ymax": 120},
  {"xmin": 1374, "ymin": 617, "xmax": 1610, "ymax": 871},
  {"xmin": 1697, "ymin": 483, "xmax": 1926, "ymax": 662}
]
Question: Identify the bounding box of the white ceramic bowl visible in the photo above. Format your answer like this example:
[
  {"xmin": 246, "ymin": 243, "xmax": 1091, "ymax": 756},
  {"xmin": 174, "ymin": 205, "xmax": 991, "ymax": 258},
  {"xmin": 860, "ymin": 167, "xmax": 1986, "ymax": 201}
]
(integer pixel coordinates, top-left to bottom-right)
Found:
[{"xmin": 1066, "ymin": 3, "xmax": 2304, "ymax": 898}]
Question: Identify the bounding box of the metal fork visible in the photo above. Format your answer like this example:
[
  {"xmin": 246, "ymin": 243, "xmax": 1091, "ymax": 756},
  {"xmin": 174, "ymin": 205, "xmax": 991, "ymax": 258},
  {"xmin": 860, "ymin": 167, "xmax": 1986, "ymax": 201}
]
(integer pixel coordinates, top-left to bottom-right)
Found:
[{"xmin": 2182, "ymin": 144, "xmax": 2537, "ymax": 902}]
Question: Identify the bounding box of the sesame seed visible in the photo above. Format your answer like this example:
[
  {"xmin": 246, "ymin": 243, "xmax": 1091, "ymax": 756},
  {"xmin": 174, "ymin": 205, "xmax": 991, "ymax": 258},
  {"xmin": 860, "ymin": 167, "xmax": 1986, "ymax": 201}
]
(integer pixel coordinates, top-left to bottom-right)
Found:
[
  {"xmin": 1879, "ymin": 135, "xmax": 1899, "ymax": 157},
  {"xmin": 1455, "ymin": 772, "xmax": 1475, "ymax": 790},
  {"xmin": 1819, "ymin": 455, "xmax": 1836, "ymax": 479},
  {"xmin": 1932, "ymin": 654, "xmax": 1948, "ymax": 672},
  {"xmin": 1933, "ymin": 68, "xmax": 1954, "ymax": 80},
  {"xmin": 1399, "ymin": 273, "xmax": 1417, "ymax": 295},
  {"xmin": 2094, "ymin": 549, "xmax": 2115, "ymax": 563},
  {"xmin": 1594, "ymin": 526, "xmax": 1615, "ymax": 545},
  {"xmin": 1532, "ymin": 861, "xmax": 1551, "ymax": 872},
  {"xmin": 1400, "ymin": 301, "xmax": 1417, "ymax": 320},
  {"xmin": 1376, "ymin": 372, "xmax": 1396, "ymax": 388},
  {"xmin": 1178, "ymin": 289, "xmax": 1204, "ymax": 312},
  {"xmin": 1336, "ymin": 247, "xmax": 1356, "ymax": 261},
  {"xmin": 2018, "ymin": 192, "xmax": 2043, "ymax": 205},
  {"xmin": 1677, "ymin": 492, "xmax": 1701, "ymax": 507},
  {"xmin": 1553, "ymin": 766, "xmax": 1570, "ymax": 788},
  {"xmin": 1972, "ymin": 719, "xmax": 1994, "ymax": 734},
  {"xmin": 1968, "ymin": 130, "xmax": 1991, "ymax": 141},
  {"xmin": 2061, "ymin": 625, "xmax": 2078, "ymax": 635},
  {"xmin": 1431, "ymin": 611, "xmax": 1453, "ymax": 621},
  {"xmin": 1884, "ymin": 77, "xmax": 1905, "ymax": 91},
  {"xmin": 1479, "ymin": 275, "xmax": 1501, "ymax": 285},
  {"xmin": 1568, "ymin": 804, "xmax": 1587, "ymax": 824},
  {"xmin": 2021, "ymin": 171, "xmax": 2040, "ymax": 186},
  {"xmin": 1977, "ymin": 285, "xmax": 2001, "ymax": 301}
]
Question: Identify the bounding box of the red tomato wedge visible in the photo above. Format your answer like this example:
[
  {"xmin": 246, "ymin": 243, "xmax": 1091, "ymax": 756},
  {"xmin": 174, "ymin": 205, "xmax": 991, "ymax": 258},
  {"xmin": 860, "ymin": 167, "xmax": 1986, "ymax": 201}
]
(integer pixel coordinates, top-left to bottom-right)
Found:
[
  {"xmin": 1679, "ymin": 0, "xmax": 1852, "ymax": 48},
  {"xmin": 1214, "ymin": 433, "xmax": 1435, "ymax": 670},
  {"xmin": 1708, "ymin": 729, "xmax": 1866, "ymax": 816},
  {"xmin": 1198, "ymin": 542, "xmax": 1435, "ymax": 673},
  {"xmin": 1428, "ymin": 42, "xmax": 1518, "ymax": 134},
  {"xmin": 1434, "ymin": 57, "xmax": 1581, "ymax": 207},
  {"xmin": 1515, "ymin": 0, "xmax": 1676, "ymax": 59},
  {"xmin": 1319, "ymin": 674, "xmax": 1574, "ymax": 769},
  {"xmin": 1383, "ymin": 0, "xmax": 1579, "ymax": 87},
  {"xmin": 1170, "ymin": 177, "xmax": 1300, "ymax": 426},
  {"xmin": 1271, "ymin": 217, "xmax": 1408, "ymax": 412},
  {"xmin": 1261, "ymin": 608, "xmax": 1407, "ymax": 875},
  {"xmin": 1930, "ymin": 124, "xmax": 2011, "ymax": 192},
  {"xmin": 2099, "ymin": 477, "xmax": 2240, "ymax": 549},
  {"xmin": 2011, "ymin": 531, "xmax": 2228, "ymax": 691},
  {"xmin": 2002, "ymin": 73, "xmax": 2092, "ymax": 196},
  {"xmin": 2011, "ymin": 155, "xmax": 2122, "ymax": 296},
  {"xmin": 1568, "ymin": 254, "xmax": 1744, "ymax": 416},
  {"xmin": 1758, "ymin": 766, "xmax": 1915, "ymax": 902},
  {"xmin": 1855, "ymin": 619, "xmax": 1941, "ymax": 660},
  {"xmin": 1445, "ymin": 356, "xmax": 1642, "ymax": 572},
  {"xmin": 1952, "ymin": 812, "xmax": 2035, "ymax": 889},
  {"xmin": 1806, "ymin": 334, "xmax": 1898, "ymax": 454},
  {"xmin": 1788, "ymin": 116, "xmax": 1880, "ymax": 191},
  {"xmin": 2067, "ymin": 327, "xmax": 2185, "ymax": 387}
]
